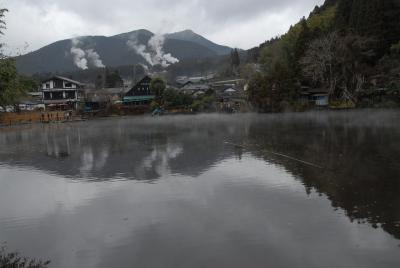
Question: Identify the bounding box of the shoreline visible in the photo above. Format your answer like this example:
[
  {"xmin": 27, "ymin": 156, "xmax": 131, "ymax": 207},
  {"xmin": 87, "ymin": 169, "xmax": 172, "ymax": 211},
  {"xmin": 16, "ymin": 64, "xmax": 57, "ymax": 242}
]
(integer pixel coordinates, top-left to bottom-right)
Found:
[{"xmin": 1, "ymin": 108, "xmax": 399, "ymax": 130}]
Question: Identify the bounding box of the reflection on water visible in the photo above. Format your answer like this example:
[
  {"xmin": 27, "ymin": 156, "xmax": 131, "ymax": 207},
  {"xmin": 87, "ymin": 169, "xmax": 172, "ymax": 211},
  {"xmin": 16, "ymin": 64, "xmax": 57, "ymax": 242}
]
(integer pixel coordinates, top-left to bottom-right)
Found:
[{"xmin": 0, "ymin": 111, "xmax": 399, "ymax": 268}]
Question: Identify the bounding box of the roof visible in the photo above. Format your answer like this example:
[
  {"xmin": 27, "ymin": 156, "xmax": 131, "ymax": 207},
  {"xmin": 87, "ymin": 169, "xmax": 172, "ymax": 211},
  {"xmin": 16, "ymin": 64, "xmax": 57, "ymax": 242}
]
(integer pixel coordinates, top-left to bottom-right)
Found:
[
  {"xmin": 176, "ymin": 76, "xmax": 210, "ymax": 85},
  {"xmin": 301, "ymin": 88, "xmax": 330, "ymax": 95},
  {"xmin": 193, "ymin": 91, "xmax": 205, "ymax": 96},
  {"xmin": 211, "ymin": 79, "xmax": 245, "ymax": 85},
  {"xmin": 182, "ymin": 83, "xmax": 210, "ymax": 91},
  {"xmin": 19, "ymin": 101, "xmax": 36, "ymax": 105},
  {"xmin": 86, "ymin": 87, "xmax": 126, "ymax": 95},
  {"xmin": 42, "ymin": 76, "xmax": 84, "ymax": 86},
  {"xmin": 135, "ymin": 75, "xmax": 152, "ymax": 84},
  {"xmin": 28, "ymin": 92, "xmax": 42, "ymax": 97},
  {"xmin": 125, "ymin": 76, "xmax": 152, "ymax": 96},
  {"xmin": 123, "ymin": 95, "xmax": 155, "ymax": 102}
]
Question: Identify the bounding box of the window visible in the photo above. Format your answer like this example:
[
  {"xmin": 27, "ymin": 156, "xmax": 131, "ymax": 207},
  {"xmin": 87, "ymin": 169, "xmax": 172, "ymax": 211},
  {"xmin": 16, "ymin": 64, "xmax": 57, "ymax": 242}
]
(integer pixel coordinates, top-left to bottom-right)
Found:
[
  {"xmin": 66, "ymin": 91, "xmax": 76, "ymax": 99},
  {"xmin": 45, "ymin": 83, "xmax": 50, "ymax": 89},
  {"xmin": 52, "ymin": 92, "xmax": 63, "ymax": 100},
  {"xmin": 54, "ymin": 80, "xmax": 63, "ymax": 88},
  {"xmin": 44, "ymin": 92, "xmax": 51, "ymax": 100},
  {"xmin": 65, "ymin": 82, "xmax": 73, "ymax": 88}
]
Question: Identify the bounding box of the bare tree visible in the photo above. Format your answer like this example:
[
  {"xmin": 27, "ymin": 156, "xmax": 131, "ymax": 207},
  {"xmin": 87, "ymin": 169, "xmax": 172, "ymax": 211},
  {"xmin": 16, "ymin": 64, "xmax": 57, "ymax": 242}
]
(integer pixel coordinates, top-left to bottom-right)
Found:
[
  {"xmin": 0, "ymin": 8, "xmax": 7, "ymax": 35},
  {"xmin": 0, "ymin": 8, "xmax": 8, "ymax": 58},
  {"xmin": 300, "ymin": 32, "xmax": 338, "ymax": 95},
  {"xmin": 300, "ymin": 32, "xmax": 375, "ymax": 101}
]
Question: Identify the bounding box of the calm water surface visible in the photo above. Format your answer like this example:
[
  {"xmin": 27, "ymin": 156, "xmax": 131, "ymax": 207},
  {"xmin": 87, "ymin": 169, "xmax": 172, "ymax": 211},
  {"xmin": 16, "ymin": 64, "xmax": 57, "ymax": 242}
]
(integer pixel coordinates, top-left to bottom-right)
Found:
[{"xmin": 0, "ymin": 111, "xmax": 399, "ymax": 268}]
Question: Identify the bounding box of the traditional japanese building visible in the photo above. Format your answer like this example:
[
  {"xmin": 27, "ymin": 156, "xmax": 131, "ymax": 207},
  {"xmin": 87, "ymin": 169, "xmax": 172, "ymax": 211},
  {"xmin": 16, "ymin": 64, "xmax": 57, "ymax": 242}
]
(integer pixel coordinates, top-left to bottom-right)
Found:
[
  {"xmin": 41, "ymin": 76, "xmax": 84, "ymax": 110},
  {"xmin": 123, "ymin": 76, "xmax": 155, "ymax": 105},
  {"xmin": 300, "ymin": 88, "xmax": 330, "ymax": 107}
]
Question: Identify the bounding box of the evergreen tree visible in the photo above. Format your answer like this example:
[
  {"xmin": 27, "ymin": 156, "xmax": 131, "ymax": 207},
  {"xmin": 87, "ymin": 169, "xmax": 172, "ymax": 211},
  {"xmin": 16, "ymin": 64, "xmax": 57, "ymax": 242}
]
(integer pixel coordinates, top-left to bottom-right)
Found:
[
  {"xmin": 231, "ymin": 49, "xmax": 240, "ymax": 68},
  {"xmin": 335, "ymin": 0, "xmax": 354, "ymax": 30},
  {"xmin": 335, "ymin": 0, "xmax": 399, "ymax": 56},
  {"xmin": 294, "ymin": 18, "xmax": 311, "ymax": 71},
  {"xmin": 105, "ymin": 70, "xmax": 123, "ymax": 88},
  {"xmin": 150, "ymin": 78, "xmax": 166, "ymax": 99}
]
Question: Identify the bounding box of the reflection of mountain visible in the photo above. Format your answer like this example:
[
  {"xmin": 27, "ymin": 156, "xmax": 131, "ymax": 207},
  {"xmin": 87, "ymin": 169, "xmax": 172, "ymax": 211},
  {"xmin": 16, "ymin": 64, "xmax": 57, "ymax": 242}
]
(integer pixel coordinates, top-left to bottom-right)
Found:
[
  {"xmin": 0, "ymin": 116, "xmax": 246, "ymax": 181},
  {"xmin": 243, "ymin": 111, "xmax": 400, "ymax": 240},
  {"xmin": 0, "ymin": 112, "xmax": 399, "ymax": 240}
]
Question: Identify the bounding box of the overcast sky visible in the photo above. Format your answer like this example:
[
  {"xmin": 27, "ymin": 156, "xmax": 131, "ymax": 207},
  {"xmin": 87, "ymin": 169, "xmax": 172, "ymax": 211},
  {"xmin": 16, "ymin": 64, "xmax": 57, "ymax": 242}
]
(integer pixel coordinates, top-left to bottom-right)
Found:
[{"xmin": 1, "ymin": 0, "xmax": 324, "ymax": 54}]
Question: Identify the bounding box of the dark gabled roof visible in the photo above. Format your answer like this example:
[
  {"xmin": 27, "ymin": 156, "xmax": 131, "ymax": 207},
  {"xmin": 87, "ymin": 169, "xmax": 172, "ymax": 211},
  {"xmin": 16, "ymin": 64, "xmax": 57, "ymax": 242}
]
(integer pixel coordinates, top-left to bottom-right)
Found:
[
  {"xmin": 42, "ymin": 76, "xmax": 84, "ymax": 86},
  {"xmin": 135, "ymin": 75, "xmax": 152, "ymax": 84},
  {"xmin": 301, "ymin": 88, "xmax": 329, "ymax": 95},
  {"xmin": 125, "ymin": 76, "xmax": 152, "ymax": 96}
]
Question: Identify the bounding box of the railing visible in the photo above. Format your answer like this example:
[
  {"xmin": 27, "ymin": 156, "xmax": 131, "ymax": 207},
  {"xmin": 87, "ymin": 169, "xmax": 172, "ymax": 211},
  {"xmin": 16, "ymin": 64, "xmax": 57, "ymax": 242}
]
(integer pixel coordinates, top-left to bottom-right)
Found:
[
  {"xmin": 0, "ymin": 111, "xmax": 77, "ymax": 126},
  {"xmin": 43, "ymin": 99, "xmax": 80, "ymax": 104}
]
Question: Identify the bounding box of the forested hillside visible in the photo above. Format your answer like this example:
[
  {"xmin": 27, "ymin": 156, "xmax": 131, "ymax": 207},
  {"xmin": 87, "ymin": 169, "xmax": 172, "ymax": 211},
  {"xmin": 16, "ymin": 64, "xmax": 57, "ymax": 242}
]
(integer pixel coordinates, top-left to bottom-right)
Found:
[
  {"xmin": 246, "ymin": 0, "xmax": 400, "ymax": 111},
  {"xmin": 15, "ymin": 29, "xmax": 232, "ymax": 75}
]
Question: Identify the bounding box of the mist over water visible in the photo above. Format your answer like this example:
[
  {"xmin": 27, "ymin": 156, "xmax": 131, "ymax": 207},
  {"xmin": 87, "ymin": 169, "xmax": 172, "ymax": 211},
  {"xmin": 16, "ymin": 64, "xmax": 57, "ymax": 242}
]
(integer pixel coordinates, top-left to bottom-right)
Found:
[{"xmin": 0, "ymin": 111, "xmax": 399, "ymax": 268}]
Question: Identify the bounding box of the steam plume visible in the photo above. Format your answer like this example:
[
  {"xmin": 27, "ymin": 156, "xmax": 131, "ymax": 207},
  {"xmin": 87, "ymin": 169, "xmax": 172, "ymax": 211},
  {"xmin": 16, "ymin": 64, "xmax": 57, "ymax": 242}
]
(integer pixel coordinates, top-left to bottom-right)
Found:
[
  {"xmin": 127, "ymin": 40, "xmax": 154, "ymax": 66},
  {"xmin": 139, "ymin": 63, "xmax": 149, "ymax": 73},
  {"xmin": 70, "ymin": 38, "xmax": 105, "ymax": 69},
  {"xmin": 127, "ymin": 34, "xmax": 179, "ymax": 68},
  {"xmin": 86, "ymin": 49, "xmax": 105, "ymax": 68},
  {"xmin": 71, "ymin": 39, "xmax": 88, "ymax": 70}
]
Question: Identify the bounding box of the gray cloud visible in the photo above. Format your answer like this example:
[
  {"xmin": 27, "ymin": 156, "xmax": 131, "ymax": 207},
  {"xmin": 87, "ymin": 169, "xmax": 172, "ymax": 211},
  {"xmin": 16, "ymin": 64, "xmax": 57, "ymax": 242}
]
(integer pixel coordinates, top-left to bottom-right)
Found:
[{"xmin": 2, "ymin": 0, "xmax": 324, "ymax": 54}]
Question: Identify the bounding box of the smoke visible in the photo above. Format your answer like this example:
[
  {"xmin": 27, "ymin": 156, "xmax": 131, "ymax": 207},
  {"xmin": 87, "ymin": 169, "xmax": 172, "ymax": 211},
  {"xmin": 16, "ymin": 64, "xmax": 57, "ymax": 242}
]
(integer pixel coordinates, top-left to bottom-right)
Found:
[
  {"xmin": 127, "ymin": 40, "xmax": 153, "ymax": 66},
  {"xmin": 70, "ymin": 38, "xmax": 105, "ymax": 69},
  {"xmin": 127, "ymin": 34, "xmax": 179, "ymax": 68},
  {"xmin": 86, "ymin": 49, "xmax": 105, "ymax": 68},
  {"xmin": 139, "ymin": 63, "xmax": 150, "ymax": 73},
  {"xmin": 71, "ymin": 39, "xmax": 88, "ymax": 70}
]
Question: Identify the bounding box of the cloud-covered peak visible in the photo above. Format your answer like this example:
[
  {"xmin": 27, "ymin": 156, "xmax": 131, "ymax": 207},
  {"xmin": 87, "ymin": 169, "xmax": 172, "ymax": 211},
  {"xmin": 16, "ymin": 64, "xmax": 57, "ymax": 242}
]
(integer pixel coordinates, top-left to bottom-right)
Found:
[{"xmin": 3, "ymin": 0, "xmax": 325, "ymax": 54}]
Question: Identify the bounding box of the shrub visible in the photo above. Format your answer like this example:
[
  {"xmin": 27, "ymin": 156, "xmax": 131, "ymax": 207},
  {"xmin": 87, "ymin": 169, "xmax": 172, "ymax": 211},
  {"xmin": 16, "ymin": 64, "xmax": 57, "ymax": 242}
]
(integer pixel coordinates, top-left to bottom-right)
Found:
[{"xmin": 0, "ymin": 245, "xmax": 50, "ymax": 268}]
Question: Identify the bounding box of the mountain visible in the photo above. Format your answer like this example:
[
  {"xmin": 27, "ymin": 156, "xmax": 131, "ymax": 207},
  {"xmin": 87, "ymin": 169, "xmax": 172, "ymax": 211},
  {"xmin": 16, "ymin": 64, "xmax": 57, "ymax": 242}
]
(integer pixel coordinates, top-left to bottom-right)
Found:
[
  {"xmin": 15, "ymin": 30, "xmax": 233, "ymax": 75},
  {"xmin": 165, "ymin": 29, "xmax": 232, "ymax": 55}
]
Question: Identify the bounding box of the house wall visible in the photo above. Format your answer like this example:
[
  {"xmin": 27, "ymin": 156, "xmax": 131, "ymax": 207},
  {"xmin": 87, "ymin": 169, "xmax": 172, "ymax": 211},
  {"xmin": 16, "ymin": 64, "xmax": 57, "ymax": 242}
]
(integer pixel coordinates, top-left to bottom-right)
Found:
[
  {"xmin": 42, "ymin": 80, "xmax": 54, "ymax": 90},
  {"xmin": 43, "ymin": 90, "xmax": 79, "ymax": 101},
  {"xmin": 42, "ymin": 79, "xmax": 78, "ymax": 90},
  {"xmin": 311, "ymin": 95, "xmax": 329, "ymax": 106},
  {"xmin": 63, "ymin": 81, "xmax": 77, "ymax": 89}
]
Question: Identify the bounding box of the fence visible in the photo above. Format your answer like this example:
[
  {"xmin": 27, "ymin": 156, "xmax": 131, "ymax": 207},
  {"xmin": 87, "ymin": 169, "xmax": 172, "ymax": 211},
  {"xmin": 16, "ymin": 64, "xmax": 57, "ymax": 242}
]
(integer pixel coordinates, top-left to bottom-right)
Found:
[{"xmin": 0, "ymin": 111, "xmax": 76, "ymax": 126}]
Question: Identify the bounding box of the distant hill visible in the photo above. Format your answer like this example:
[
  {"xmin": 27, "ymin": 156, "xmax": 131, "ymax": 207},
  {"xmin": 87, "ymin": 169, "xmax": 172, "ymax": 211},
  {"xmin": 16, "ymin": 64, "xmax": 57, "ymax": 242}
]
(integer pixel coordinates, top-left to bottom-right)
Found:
[
  {"xmin": 165, "ymin": 29, "xmax": 232, "ymax": 55},
  {"xmin": 15, "ymin": 29, "xmax": 233, "ymax": 75}
]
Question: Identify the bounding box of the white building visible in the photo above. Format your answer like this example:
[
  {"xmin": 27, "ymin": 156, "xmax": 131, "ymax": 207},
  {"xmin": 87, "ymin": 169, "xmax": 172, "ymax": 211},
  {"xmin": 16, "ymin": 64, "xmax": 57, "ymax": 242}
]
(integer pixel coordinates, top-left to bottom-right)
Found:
[{"xmin": 41, "ymin": 76, "xmax": 84, "ymax": 110}]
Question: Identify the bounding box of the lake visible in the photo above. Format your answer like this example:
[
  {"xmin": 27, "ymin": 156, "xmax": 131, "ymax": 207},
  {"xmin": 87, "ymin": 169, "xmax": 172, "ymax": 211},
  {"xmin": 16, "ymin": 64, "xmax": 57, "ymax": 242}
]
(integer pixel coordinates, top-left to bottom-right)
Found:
[{"xmin": 0, "ymin": 111, "xmax": 399, "ymax": 268}]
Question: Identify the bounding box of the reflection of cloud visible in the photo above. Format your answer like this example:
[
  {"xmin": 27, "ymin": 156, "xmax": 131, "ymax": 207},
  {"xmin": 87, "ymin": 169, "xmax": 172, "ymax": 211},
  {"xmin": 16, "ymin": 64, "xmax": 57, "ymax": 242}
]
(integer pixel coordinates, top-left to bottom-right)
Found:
[
  {"xmin": 0, "ymin": 114, "xmax": 250, "ymax": 181},
  {"xmin": 80, "ymin": 147, "xmax": 94, "ymax": 175},
  {"xmin": 139, "ymin": 143, "xmax": 183, "ymax": 179},
  {"xmin": 95, "ymin": 147, "xmax": 109, "ymax": 171},
  {"xmin": 45, "ymin": 132, "xmax": 71, "ymax": 159},
  {"xmin": 79, "ymin": 146, "xmax": 110, "ymax": 176},
  {"xmin": 0, "ymin": 166, "xmax": 122, "ymax": 221},
  {"xmin": 2, "ymin": 155, "xmax": 398, "ymax": 268}
]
